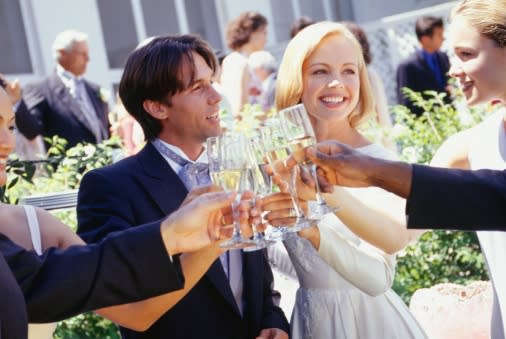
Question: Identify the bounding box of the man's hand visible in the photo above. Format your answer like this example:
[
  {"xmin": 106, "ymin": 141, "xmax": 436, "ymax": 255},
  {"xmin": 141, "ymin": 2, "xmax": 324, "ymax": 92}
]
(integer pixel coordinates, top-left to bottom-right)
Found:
[
  {"xmin": 256, "ymin": 328, "xmax": 289, "ymax": 339},
  {"xmin": 161, "ymin": 191, "xmax": 236, "ymax": 254},
  {"xmin": 303, "ymin": 141, "xmax": 375, "ymax": 191},
  {"xmin": 302, "ymin": 140, "xmax": 412, "ymax": 198}
]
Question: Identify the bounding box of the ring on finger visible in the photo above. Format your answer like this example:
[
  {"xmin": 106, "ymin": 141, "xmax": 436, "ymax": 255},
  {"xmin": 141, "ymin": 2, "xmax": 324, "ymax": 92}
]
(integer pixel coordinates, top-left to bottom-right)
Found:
[{"xmin": 288, "ymin": 208, "xmax": 297, "ymax": 218}]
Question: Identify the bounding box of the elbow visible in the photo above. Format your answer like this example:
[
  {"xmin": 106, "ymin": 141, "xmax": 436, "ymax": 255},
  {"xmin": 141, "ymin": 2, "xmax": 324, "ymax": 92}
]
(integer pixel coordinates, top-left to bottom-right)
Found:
[
  {"xmin": 362, "ymin": 275, "xmax": 393, "ymax": 297},
  {"xmin": 95, "ymin": 310, "xmax": 155, "ymax": 332},
  {"xmin": 125, "ymin": 321, "xmax": 153, "ymax": 332}
]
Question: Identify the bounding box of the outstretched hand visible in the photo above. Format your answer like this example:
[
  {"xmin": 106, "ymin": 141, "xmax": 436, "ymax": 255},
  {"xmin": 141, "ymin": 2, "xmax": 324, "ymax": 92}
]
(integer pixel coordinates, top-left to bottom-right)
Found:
[
  {"xmin": 161, "ymin": 191, "xmax": 237, "ymax": 254},
  {"xmin": 303, "ymin": 141, "xmax": 374, "ymax": 191}
]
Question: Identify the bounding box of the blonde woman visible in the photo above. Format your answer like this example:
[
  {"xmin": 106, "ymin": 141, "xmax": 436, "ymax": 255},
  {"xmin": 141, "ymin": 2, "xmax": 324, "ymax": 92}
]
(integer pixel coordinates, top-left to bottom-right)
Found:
[{"xmin": 263, "ymin": 22, "xmax": 426, "ymax": 338}]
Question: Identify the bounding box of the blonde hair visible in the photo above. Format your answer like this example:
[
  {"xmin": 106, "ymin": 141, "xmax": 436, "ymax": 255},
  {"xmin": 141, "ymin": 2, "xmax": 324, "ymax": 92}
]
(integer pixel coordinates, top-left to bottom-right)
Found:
[
  {"xmin": 451, "ymin": 0, "xmax": 506, "ymax": 48},
  {"xmin": 275, "ymin": 21, "xmax": 374, "ymax": 128}
]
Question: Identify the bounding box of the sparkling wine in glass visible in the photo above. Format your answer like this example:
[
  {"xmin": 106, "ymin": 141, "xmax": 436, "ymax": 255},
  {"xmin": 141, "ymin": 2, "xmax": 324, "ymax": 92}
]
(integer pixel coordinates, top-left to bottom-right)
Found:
[
  {"xmin": 213, "ymin": 133, "xmax": 256, "ymax": 249},
  {"xmin": 279, "ymin": 103, "xmax": 338, "ymax": 221}
]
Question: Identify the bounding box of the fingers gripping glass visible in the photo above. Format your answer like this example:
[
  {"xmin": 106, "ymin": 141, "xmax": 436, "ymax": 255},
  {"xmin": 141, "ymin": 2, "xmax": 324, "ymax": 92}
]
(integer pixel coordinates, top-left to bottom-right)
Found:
[
  {"xmin": 242, "ymin": 133, "xmax": 276, "ymax": 252},
  {"xmin": 207, "ymin": 133, "xmax": 256, "ymax": 249},
  {"xmin": 279, "ymin": 103, "xmax": 338, "ymax": 221}
]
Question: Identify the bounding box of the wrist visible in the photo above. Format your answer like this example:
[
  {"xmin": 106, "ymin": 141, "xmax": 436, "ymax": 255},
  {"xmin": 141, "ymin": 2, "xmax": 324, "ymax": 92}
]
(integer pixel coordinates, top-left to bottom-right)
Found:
[
  {"xmin": 371, "ymin": 159, "xmax": 412, "ymax": 198},
  {"xmin": 161, "ymin": 218, "xmax": 180, "ymax": 255}
]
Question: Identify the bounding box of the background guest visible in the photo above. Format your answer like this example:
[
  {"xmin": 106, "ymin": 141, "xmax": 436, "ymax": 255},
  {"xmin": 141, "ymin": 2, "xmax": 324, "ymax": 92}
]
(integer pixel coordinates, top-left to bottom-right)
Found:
[
  {"xmin": 220, "ymin": 11, "xmax": 268, "ymax": 118},
  {"xmin": 289, "ymin": 16, "xmax": 315, "ymax": 38},
  {"xmin": 343, "ymin": 21, "xmax": 395, "ymax": 151},
  {"xmin": 248, "ymin": 50, "xmax": 278, "ymax": 113},
  {"xmin": 396, "ymin": 16, "xmax": 450, "ymax": 117},
  {"xmin": 15, "ymin": 30, "xmax": 110, "ymax": 150}
]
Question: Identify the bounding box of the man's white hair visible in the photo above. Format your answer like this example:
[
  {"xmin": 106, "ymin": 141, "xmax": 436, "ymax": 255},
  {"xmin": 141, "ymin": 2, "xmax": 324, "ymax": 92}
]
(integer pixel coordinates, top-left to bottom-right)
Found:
[
  {"xmin": 248, "ymin": 51, "xmax": 277, "ymax": 73},
  {"xmin": 52, "ymin": 29, "xmax": 88, "ymax": 61}
]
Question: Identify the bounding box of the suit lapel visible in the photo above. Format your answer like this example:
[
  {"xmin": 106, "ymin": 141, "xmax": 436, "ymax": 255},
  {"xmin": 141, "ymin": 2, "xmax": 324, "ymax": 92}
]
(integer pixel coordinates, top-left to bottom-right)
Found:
[
  {"xmin": 137, "ymin": 142, "xmax": 242, "ymax": 316},
  {"xmin": 84, "ymin": 81, "xmax": 108, "ymax": 137},
  {"xmin": 206, "ymin": 259, "xmax": 243, "ymax": 315},
  {"xmin": 49, "ymin": 74, "xmax": 96, "ymax": 136},
  {"xmin": 136, "ymin": 143, "xmax": 188, "ymax": 214}
]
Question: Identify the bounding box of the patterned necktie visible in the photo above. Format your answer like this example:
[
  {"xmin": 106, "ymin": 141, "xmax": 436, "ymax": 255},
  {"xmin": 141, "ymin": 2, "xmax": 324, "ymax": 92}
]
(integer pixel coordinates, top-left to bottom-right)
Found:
[{"xmin": 152, "ymin": 139, "xmax": 211, "ymax": 189}]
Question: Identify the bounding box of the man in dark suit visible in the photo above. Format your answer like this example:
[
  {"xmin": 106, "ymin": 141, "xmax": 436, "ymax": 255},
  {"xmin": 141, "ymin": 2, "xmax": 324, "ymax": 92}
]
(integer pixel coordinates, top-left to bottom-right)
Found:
[
  {"xmin": 0, "ymin": 189, "xmax": 239, "ymax": 339},
  {"xmin": 77, "ymin": 35, "xmax": 289, "ymax": 339},
  {"xmin": 15, "ymin": 30, "xmax": 110, "ymax": 150},
  {"xmin": 396, "ymin": 16, "xmax": 450, "ymax": 117},
  {"xmin": 302, "ymin": 140, "xmax": 506, "ymax": 230}
]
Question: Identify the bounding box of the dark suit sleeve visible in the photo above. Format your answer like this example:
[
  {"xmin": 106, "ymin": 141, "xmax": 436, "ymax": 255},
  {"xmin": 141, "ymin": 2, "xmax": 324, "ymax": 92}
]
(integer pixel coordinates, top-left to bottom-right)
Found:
[
  {"xmin": 406, "ymin": 164, "xmax": 506, "ymax": 230},
  {"xmin": 15, "ymin": 84, "xmax": 47, "ymax": 140},
  {"xmin": 259, "ymin": 251, "xmax": 290, "ymax": 333},
  {"xmin": 1, "ymin": 222, "xmax": 184, "ymax": 323},
  {"xmin": 77, "ymin": 168, "xmax": 142, "ymax": 243}
]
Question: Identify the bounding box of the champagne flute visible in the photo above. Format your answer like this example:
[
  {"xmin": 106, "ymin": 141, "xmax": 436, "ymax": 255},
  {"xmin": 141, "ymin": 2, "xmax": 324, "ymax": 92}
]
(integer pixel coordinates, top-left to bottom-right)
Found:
[
  {"xmin": 243, "ymin": 133, "xmax": 277, "ymax": 252},
  {"xmin": 279, "ymin": 103, "xmax": 338, "ymax": 220},
  {"xmin": 260, "ymin": 118, "xmax": 313, "ymax": 232},
  {"xmin": 211, "ymin": 132, "xmax": 256, "ymax": 249}
]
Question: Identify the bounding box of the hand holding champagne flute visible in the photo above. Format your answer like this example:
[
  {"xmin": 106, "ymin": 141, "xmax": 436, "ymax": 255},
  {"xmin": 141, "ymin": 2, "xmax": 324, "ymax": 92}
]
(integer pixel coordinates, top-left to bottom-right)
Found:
[
  {"xmin": 279, "ymin": 104, "xmax": 338, "ymax": 219},
  {"xmin": 207, "ymin": 132, "xmax": 256, "ymax": 249}
]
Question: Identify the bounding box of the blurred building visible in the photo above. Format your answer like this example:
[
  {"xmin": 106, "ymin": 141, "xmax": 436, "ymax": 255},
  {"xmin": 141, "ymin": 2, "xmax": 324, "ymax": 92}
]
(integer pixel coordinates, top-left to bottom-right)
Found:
[{"xmin": 0, "ymin": 0, "xmax": 453, "ymax": 105}]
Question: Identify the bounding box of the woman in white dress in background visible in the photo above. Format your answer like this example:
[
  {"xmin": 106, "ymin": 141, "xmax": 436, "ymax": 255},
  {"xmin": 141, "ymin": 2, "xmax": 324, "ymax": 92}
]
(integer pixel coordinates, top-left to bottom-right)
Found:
[
  {"xmin": 263, "ymin": 21, "xmax": 427, "ymax": 338},
  {"xmin": 220, "ymin": 11, "xmax": 268, "ymax": 118},
  {"xmin": 430, "ymin": 1, "xmax": 506, "ymax": 337}
]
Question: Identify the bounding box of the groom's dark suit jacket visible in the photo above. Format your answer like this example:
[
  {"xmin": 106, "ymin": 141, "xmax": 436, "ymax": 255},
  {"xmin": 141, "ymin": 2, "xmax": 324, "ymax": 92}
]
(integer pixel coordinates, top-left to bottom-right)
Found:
[
  {"xmin": 76, "ymin": 142, "xmax": 289, "ymax": 339},
  {"xmin": 407, "ymin": 165, "xmax": 506, "ymax": 230},
  {"xmin": 15, "ymin": 72, "xmax": 110, "ymax": 149},
  {"xmin": 0, "ymin": 223, "xmax": 184, "ymax": 339}
]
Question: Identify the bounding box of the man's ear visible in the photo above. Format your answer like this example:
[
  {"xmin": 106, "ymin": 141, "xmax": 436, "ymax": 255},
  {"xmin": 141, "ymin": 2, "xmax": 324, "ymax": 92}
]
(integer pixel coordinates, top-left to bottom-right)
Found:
[{"xmin": 143, "ymin": 100, "xmax": 169, "ymax": 119}]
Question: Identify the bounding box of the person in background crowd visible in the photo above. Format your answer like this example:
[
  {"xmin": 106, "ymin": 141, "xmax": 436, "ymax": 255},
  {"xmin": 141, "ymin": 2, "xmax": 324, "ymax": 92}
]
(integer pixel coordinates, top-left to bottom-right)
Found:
[
  {"xmin": 343, "ymin": 21, "xmax": 395, "ymax": 151},
  {"xmin": 289, "ymin": 16, "xmax": 315, "ymax": 38},
  {"xmin": 16, "ymin": 30, "xmax": 110, "ymax": 150},
  {"xmin": 220, "ymin": 11, "xmax": 268, "ymax": 118},
  {"xmin": 109, "ymin": 93, "xmax": 144, "ymax": 156},
  {"xmin": 248, "ymin": 50, "xmax": 278, "ymax": 113},
  {"xmin": 396, "ymin": 16, "xmax": 451, "ymax": 117}
]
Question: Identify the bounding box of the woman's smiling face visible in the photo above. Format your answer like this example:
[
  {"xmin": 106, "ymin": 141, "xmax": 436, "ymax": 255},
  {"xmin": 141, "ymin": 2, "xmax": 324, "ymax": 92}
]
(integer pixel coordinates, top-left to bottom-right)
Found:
[
  {"xmin": 301, "ymin": 33, "xmax": 361, "ymax": 123},
  {"xmin": 448, "ymin": 14, "xmax": 506, "ymax": 105}
]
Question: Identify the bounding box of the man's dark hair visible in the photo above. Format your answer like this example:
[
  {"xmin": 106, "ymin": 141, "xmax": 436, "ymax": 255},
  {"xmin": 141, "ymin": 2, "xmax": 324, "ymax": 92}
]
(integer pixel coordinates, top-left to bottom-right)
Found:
[
  {"xmin": 290, "ymin": 16, "xmax": 315, "ymax": 38},
  {"xmin": 119, "ymin": 34, "xmax": 217, "ymax": 141},
  {"xmin": 415, "ymin": 16, "xmax": 444, "ymax": 41},
  {"xmin": 226, "ymin": 11, "xmax": 267, "ymax": 50}
]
